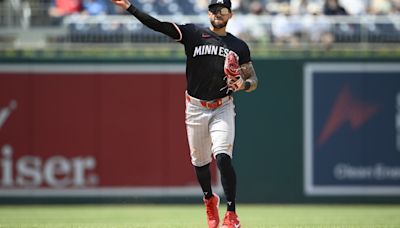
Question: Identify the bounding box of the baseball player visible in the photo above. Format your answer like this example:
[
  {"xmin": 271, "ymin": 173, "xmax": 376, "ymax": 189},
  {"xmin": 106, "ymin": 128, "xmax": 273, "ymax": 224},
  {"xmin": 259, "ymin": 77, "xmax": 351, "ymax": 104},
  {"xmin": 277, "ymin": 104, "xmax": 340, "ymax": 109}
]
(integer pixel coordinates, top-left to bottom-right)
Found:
[{"xmin": 111, "ymin": 0, "xmax": 258, "ymax": 227}]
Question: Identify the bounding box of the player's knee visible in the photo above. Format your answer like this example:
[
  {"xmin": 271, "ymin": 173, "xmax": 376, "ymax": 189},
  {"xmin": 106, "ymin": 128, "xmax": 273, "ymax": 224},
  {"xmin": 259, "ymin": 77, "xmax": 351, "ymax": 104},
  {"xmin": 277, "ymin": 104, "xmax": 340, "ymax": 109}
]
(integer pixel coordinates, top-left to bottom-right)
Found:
[
  {"xmin": 216, "ymin": 153, "xmax": 233, "ymax": 173},
  {"xmin": 191, "ymin": 156, "xmax": 212, "ymax": 167}
]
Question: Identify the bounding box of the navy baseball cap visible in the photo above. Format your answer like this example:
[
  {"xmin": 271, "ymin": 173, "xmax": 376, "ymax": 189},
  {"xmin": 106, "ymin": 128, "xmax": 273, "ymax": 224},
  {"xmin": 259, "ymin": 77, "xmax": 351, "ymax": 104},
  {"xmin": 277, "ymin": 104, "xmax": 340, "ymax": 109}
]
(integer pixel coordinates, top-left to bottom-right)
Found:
[{"xmin": 208, "ymin": 0, "xmax": 232, "ymax": 10}]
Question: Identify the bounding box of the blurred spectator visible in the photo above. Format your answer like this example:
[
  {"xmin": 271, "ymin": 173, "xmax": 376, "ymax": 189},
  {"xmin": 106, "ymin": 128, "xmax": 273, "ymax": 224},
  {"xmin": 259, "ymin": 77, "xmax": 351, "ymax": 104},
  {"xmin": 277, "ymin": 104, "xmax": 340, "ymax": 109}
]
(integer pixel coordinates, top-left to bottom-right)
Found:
[
  {"xmin": 1, "ymin": 0, "xmax": 31, "ymax": 28},
  {"xmin": 393, "ymin": 0, "xmax": 400, "ymax": 13},
  {"xmin": 271, "ymin": 3, "xmax": 302, "ymax": 47},
  {"xmin": 266, "ymin": 0, "xmax": 284, "ymax": 14},
  {"xmin": 240, "ymin": 0, "xmax": 265, "ymax": 13},
  {"xmin": 82, "ymin": 0, "xmax": 107, "ymax": 15},
  {"xmin": 248, "ymin": 1, "xmax": 265, "ymax": 16},
  {"xmin": 339, "ymin": 0, "xmax": 368, "ymax": 15},
  {"xmin": 291, "ymin": 0, "xmax": 310, "ymax": 15},
  {"xmin": 370, "ymin": 0, "xmax": 393, "ymax": 14},
  {"xmin": 301, "ymin": 4, "xmax": 334, "ymax": 50},
  {"xmin": 231, "ymin": 0, "xmax": 242, "ymax": 11},
  {"xmin": 104, "ymin": 0, "xmax": 119, "ymax": 14},
  {"xmin": 194, "ymin": 0, "xmax": 208, "ymax": 13},
  {"xmin": 228, "ymin": 1, "xmax": 268, "ymax": 43},
  {"xmin": 227, "ymin": 10, "xmax": 246, "ymax": 37},
  {"xmin": 48, "ymin": 0, "xmax": 82, "ymax": 24},
  {"xmin": 290, "ymin": 0, "xmax": 324, "ymax": 15},
  {"xmin": 246, "ymin": 0, "xmax": 269, "ymax": 43},
  {"xmin": 323, "ymin": 0, "xmax": 348, "ymax": 15}
]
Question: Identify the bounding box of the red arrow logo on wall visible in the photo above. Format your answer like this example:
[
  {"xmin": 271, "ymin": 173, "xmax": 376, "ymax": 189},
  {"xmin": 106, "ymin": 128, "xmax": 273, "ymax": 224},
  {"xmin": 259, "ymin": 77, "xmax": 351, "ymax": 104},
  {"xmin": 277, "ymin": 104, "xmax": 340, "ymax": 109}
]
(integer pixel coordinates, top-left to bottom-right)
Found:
[{"xmin": 318, "ymin": 85, "xmax": 379, "ymax": 146}]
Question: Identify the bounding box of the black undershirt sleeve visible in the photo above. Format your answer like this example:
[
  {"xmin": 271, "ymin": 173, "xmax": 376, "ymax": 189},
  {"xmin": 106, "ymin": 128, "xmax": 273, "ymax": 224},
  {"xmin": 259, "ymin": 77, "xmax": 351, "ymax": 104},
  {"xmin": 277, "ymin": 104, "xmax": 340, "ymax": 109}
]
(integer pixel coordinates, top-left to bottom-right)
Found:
[{"xmin": 126, "ymin": 5, "xmax": 180, "ymax": 40}]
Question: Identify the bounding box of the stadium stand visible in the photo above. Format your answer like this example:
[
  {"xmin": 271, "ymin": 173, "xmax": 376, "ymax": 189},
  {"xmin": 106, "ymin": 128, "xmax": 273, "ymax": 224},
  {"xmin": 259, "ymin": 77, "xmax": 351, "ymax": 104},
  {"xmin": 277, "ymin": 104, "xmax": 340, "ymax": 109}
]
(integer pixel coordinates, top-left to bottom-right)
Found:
[{"xmin": 0, "ymin": 0, "xmax": 399, "ymax": 51}]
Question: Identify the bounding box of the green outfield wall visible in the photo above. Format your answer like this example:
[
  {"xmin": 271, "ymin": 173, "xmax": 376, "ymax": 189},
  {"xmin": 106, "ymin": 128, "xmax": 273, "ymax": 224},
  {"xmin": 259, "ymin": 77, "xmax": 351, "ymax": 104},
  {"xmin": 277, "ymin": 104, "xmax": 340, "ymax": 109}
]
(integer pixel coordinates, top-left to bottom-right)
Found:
[
  {"xmin": 1, "ymin": 57, "xmax": 400, "ymax": 204},
  {"xmin": 234, "ymin": 59, "xmax": 305, "ymax": 203},
  {"xmin": 234, "ymin": 58, "xmax": 400, "ymax": 203}
]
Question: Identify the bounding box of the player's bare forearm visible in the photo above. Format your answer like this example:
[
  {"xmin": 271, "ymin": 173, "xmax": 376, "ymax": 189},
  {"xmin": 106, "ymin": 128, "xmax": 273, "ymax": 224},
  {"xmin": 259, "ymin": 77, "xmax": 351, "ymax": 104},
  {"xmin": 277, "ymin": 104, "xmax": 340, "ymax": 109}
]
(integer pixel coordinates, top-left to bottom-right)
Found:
[
  {"xmin": 111, "ymin": 0, "xmax": 131, "ymax": 10},
  {"xmin": 241, "ymin": 62, "xmax": 258, "ymax": 92}
]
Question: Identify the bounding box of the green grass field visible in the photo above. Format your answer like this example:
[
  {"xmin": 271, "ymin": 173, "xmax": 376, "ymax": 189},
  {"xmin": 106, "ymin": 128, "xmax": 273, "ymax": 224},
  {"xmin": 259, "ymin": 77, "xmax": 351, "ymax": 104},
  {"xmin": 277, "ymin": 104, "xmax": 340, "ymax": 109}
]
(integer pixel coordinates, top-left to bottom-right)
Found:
[{"xmin": 0, "ymin": 204, "xmax": 399, "ymax": 228}]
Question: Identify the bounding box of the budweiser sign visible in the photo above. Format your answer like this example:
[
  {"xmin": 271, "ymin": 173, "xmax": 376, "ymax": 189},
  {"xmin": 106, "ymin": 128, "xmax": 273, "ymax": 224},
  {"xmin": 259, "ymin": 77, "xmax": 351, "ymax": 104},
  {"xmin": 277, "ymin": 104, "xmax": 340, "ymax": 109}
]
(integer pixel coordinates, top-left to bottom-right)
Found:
[
  {"xmin": 0, "ymin": 64, "xmax": 219, "ymax": 197},
  {"xmin": 1, "ymin": 144, "xmax": 97, "ymax": 188}
]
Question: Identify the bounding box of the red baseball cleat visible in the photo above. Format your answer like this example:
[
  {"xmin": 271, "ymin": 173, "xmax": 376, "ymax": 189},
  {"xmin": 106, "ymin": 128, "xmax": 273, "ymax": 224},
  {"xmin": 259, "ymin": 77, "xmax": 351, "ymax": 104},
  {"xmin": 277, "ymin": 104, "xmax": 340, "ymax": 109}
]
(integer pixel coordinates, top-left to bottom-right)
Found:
[
  {"xmin": 203, "ymin": 193, "xmax": 220, "ymax": 228},
  {"xmin": 221, "ymin": 211, "xmax": 241, "ymax": 228}
]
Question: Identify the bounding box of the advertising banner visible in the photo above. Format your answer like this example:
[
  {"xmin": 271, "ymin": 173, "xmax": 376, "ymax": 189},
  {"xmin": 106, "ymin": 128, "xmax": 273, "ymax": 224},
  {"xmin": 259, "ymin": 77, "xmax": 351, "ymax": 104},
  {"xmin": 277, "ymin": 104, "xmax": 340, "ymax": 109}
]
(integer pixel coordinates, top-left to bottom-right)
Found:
[
  {"xmin": 304, "ymin": 63, "xmax": 400, "ymax": 195},
  {"xmin": 0, "ymin": 64, "xmax": 220, "ymax": 197}
]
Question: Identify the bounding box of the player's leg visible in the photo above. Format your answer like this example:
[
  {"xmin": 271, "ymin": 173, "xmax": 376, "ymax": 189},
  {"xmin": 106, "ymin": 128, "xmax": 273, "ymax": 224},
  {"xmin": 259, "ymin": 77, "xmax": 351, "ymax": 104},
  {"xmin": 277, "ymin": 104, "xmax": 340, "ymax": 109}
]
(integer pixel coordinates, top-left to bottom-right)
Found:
[
  {"xmin": 210, "ymin": 100, "xmax": 236, "ymax": 210},
  {"xmin": 185, "ymin": 98, "xmax": 213, "ymax": 165},
  {"xmin": 216, "ymin": 153, "xmax": 236, "ymax": 211},
  {"xmin": 210, "ymin": 100, "xmax": 241, "ymax": 228},
  {"xmin": 194, "ymin": 163, "xmax": 213, "ymax": 199},
  {"xmin": 216, "ymin": 154, "xmax": 240, "ymax": 228},
  {"xmin": 185, "ymin": 100, "xmax": 213, "ymax": 194},
  {"xmin": 185, "ymin": 99, "xmax": 219, "ymax": 228}
]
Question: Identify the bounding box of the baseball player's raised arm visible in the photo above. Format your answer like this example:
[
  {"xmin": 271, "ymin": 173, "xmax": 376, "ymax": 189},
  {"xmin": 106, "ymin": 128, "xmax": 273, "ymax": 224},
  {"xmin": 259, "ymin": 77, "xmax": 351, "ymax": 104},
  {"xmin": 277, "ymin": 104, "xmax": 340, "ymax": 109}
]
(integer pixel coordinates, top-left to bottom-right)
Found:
[
  {"xmin": 111, "ymin": 0, "xmax": 181, "ymax": 40},
  {"xmin": 241, "ymin": 62, "xmax": 258, "ymax": 92}
]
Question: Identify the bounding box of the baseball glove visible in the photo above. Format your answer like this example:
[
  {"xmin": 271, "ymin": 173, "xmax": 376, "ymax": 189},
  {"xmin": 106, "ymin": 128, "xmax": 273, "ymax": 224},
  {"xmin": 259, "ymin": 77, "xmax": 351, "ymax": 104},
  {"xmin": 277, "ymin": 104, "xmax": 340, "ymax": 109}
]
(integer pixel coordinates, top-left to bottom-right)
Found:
[{"xmin": 223, "ymin": 51, "xmax": 244, "ymax": 92}]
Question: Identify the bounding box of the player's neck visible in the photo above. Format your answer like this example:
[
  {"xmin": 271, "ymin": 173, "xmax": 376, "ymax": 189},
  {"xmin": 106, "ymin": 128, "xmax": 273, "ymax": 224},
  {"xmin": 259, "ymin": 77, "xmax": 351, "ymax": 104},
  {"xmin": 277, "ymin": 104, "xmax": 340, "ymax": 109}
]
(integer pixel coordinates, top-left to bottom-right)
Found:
[{"xmin": 209, "ymin": 26, "xmax": 227, "ymax": 36}]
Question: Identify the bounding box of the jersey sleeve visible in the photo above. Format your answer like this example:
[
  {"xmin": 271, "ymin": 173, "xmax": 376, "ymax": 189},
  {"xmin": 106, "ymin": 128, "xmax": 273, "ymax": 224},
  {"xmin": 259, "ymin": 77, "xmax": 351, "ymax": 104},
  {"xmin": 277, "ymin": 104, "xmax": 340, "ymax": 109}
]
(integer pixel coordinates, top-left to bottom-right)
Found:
[
  {"xmin": 175, "ymin": 24, "xmax": 197, "ymax": 45},
  {"xmin": 126, "ymin": 5, "xmax": 181, "ymax": 40},
  {"xmin": 238, "ymin": 41, "xmax": 251, "ymax": 65}
]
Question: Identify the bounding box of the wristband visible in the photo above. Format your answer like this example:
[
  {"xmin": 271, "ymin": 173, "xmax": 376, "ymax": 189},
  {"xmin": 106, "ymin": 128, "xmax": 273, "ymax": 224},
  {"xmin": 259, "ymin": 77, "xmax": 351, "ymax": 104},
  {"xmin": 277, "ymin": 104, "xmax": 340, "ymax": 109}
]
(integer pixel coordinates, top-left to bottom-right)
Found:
[{"xmin": 244, "ymin": 81, "xmax": 251, "ymax": 91}]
